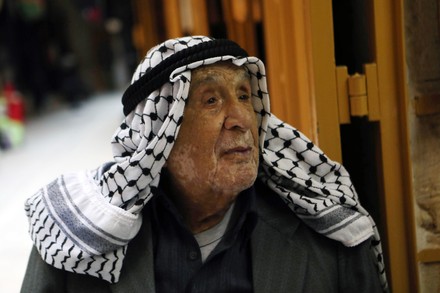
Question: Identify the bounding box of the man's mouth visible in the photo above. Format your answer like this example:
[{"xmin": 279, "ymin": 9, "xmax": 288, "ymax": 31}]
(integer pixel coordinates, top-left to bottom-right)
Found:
[{"xmin": 224, "ymin": 146, "xmax": 252, "ymax": 155}]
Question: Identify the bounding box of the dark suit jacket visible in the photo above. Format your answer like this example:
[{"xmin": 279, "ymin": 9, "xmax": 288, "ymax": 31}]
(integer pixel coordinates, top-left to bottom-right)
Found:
[{"xmin": 21, "ymin": 184, "xmax": 383, "ymax": 292}]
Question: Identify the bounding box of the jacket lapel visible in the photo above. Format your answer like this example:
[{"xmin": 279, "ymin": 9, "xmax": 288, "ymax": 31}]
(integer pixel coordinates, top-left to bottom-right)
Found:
[
  {"xmin": 251, "ymin": 192, "xmax": 308, "ymax": 293},
  {"xmin": 110, "ymin": 215, "xmax": 156, "ymax": 293}
]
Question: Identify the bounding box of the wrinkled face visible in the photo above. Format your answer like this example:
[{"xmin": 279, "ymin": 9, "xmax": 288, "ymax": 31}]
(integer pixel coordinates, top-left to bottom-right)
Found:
[{"xmin": 166, "ymin": 62, "xmax": 259, "ymax": 198}]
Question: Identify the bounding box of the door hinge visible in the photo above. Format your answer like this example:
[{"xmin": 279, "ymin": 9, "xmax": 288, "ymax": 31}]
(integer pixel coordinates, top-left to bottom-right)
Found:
[{"xmin": 336, "ymin": 63, "xmax": 380, "ymax": 124}]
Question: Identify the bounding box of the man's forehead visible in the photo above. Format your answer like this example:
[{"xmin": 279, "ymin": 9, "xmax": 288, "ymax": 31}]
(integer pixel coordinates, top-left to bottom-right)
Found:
[{"xmin": 191, "ymin": 62, "xmax": 250, "ymax": 83}]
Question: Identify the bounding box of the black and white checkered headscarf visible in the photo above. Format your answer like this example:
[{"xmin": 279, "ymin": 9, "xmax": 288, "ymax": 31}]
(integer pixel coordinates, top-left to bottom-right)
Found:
[{"xmin": 25, "ymin": 36, "xmax": 387, "ymax": 290}]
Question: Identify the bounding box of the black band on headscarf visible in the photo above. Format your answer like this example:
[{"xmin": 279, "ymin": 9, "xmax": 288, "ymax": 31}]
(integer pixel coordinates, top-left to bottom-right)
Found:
[{"xmin": 121, "ymin": 39, "xmax": 249, "ymax": 116}]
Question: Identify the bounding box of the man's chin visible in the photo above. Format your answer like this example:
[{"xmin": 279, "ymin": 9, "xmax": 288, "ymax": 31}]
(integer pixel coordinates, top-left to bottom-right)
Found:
[{"xmin": 213, "ymin": 167, "xmax": 257, "ymax": 194}]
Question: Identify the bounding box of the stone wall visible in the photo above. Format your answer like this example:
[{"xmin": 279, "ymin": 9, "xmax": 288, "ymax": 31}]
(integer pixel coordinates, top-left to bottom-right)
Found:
[{"xmin": 405, "ymin": 0, "xmax": 440, "ymax": 291}]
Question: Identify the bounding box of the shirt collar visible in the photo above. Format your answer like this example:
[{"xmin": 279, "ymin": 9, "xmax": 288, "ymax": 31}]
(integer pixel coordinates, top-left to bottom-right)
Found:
[{"xmin": 152, "ymin": 180, "xmax": 258, "ymax": 240}]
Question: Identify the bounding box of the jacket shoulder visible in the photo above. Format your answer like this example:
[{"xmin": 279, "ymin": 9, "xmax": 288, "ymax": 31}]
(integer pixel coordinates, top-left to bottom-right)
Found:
[
  {"xmin": 252, "ymin": 179, "xmax": 383, "ymax": 293},
  {"xmin": 21, "ymin": 247, "xmax": 111, "ymax": 293}
]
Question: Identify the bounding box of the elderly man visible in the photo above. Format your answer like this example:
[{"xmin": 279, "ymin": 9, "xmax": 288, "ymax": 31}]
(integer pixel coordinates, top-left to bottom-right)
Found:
[{"xmin": 22, "ymin": 36, "xmax": 386, "ymax": 292}]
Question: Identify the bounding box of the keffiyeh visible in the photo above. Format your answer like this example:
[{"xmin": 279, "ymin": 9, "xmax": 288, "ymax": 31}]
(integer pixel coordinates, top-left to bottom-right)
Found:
[{"xmin": 24, "ymin": 36, "xmax": 387, "ymax": 290}]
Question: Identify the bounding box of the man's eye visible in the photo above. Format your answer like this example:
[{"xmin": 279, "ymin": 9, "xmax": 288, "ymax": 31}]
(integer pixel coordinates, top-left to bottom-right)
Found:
[
  {"xmin": 239, "ymin": 94, "xmax": 250, "ymax": 101},
  {"xmin": 206, "ymin": 97, "xmax": 217, "ymax": 104}
]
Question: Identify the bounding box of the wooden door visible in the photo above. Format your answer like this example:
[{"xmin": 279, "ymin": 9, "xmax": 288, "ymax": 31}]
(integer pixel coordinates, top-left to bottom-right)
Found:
[{"xmin": 307, "ymin": 0, "xmax": 416, "ymax": 292}]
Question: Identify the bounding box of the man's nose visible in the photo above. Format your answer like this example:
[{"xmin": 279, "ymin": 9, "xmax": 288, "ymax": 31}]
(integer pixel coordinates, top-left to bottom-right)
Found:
[{"xmin": 223, "ymin": 99, "xmax": 253, "ymax": 131}]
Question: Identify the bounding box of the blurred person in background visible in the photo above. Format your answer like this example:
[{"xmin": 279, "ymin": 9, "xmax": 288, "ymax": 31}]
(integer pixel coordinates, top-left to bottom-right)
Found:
[{"xmin": 7, "ymin": 0, "xmax": 51, "ymax": 113}]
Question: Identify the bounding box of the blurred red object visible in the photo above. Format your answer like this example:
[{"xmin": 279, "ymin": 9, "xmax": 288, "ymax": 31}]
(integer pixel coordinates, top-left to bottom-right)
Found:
[{"xmin": 4, "ymin": 81, "xmax": 25, "ymax": 122}]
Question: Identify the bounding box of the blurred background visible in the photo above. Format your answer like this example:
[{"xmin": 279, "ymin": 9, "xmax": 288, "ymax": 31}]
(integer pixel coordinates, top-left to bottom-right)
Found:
[{"xmin": 0, "ymin": 0, "xmax": 440, "ymax": 292}]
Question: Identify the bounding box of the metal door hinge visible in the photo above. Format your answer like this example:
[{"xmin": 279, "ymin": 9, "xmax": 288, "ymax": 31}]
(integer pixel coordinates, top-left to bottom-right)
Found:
[{"xmin": 336, "ymin": 63, "xmax": 380, "ymax": 124}]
